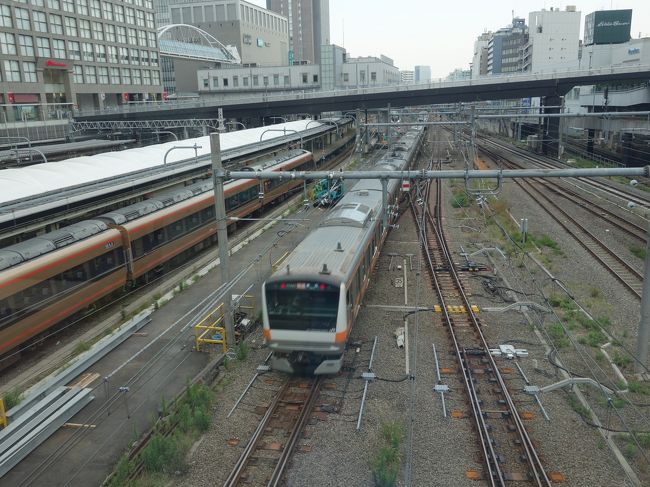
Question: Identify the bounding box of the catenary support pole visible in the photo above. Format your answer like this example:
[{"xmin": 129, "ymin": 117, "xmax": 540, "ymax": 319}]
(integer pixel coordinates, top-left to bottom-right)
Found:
[
  {"xmin": 210, "ymin": 133, "xmax": 235, "ymax": 350},
  {"xmin": 381, "ymin": 178, "xmax": 388, "ymax": 231},
  {"xmin": 636, "ymin": 219, "xmax": 650, "ymax": 375}
]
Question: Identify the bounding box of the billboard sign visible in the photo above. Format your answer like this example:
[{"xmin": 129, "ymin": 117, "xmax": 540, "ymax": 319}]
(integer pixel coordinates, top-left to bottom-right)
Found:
[{"xmin": 585, "ymin": 10, "xmax": 632, "ymax": 45}]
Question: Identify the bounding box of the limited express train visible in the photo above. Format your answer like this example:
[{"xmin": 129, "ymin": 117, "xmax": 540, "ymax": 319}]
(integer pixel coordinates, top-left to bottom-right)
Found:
[
  {"xmin": 0, "ymin": 150, "xmax": 315, "ymax": 357},
  {"xmin": 261, "ymin": 127, "xmax": 425, "ymax": 374}
]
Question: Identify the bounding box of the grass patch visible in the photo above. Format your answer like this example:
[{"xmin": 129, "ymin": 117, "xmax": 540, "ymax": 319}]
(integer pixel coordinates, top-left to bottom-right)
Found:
[
  {"xmin": 548, "ymin": 323, "xmax": 570, "ymax": 349},
  {"xmin": 72, "ymin": 340, "xmax": 91, "ymax": 356},
  {"xmin": 2, "ymin": 389, "xmax": 22, "ymax": 410},
  {"xmin": 630, "ymin": 245, "xmax": 646, "ymax": 260},
  {"xmin": 371, "ymin": 420, "xmax": 404, "ymax": 487},
  {"xmin": 628, "ymin": 381, "xmax": 650, "ymax": 395},
  {"xmin": 451, "ymin": 192, "xmax": 469, "ymax": 208},
  {"xmin": 235, "ymin": 342, "xmax": 249, "ymax": 361},
  {"xmin": 613, "ymin": 351, "xmax": 633, "ymax": 368},
  {"xmin": 565, "ymin": 393, "xmax": 592, "ymax": 421},
  {"xmin": 585, "ymin": 330, "xmax": 608, "ymax": 348}
]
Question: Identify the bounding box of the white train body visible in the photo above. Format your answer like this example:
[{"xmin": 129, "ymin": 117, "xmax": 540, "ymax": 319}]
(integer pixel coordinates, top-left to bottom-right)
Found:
[{"xmin": 262, "ymin": 127, "xmax": 425, "ymax": 374}]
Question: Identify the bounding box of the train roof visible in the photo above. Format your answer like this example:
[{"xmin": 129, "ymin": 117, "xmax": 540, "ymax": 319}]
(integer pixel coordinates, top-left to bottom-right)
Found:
[
  {"xmin": 0, "ymin": 121, "xmax": 324, "ymax": 205},
  {"xmin": 99, "ymin": 149, "xmax": 308, "ymax": 224},
  {"xmin": 0, "ymin": 219, "xmax": 109, "ymax": 271}
]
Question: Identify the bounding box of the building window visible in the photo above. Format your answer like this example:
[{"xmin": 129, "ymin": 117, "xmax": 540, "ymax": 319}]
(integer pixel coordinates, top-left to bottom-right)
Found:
[
  {"xmin": 73, "ymin": 65, "xmax": 83, "ymax": 83},
  {"xmin": 128, "ymin": 28, "xmax": 137, "ymax": 45},
  {"xmin": 203, "ymin": 78, "xmax": 209, "ymax": 88},
  {"xmin": 0, "ymin": 33, "xmax": 16, "ymax": 55},
  {"xmin": 0, "ymin": 5, "xmax": 12, "ymax": 28},
  {"xmin": 223, "ymin": 78, "xmax": 228, "ymax": 87},
  {"xmin": 50, "ymin": 14, "xmax": 63, "ymax": 34},
  {"xmin": 313, "ymin": 74, "xmax": 318, "ymax": 83},
  {"xmin": 283, "ymin": 75, "xmax": 289, "ymax": 85},
  {"xmin": 110, "ymin": 67, "xmax": 120, "ymax": 84},
  {"xmin": 19, "ymin": 35, "xmax": 35, "ymax": 57},
  {"xmin": 117, "ymin": 26, "xmax": 127, "ymax": 44},
  {"xmin": 62, "ymin": 0, "xmax": 74, "ymax": 13},
  {"xmin": 145, "ymin": 12, "xmax": 154, "ymax": 29},
  {"xmin": 130, "ymin": 48, "xmax": 139, "ymax": 64},
  {"xmin": 23, "ymin": 61, "xmax": 37, "ymax": 82},
  {"xmin": 136, "ymin": 10, "xmax": 145, "ymax": 27},
  {"xmin": 138, "ymin": 30, "xmax": 147, "ymax": 47},
  {"xmin": 114, "ymin": 4, "xmax": 124, "ymax": 23},
  {"xmin": 152, "ymin": 70, "xmax": 160, "ymax": 85},
  {"xmin": 52, "ymin": 38, "xmax": 65, "ymax": 58},
  {"xmin": 302, "ymin": 73, "xmax": 308, "ymax": 83},
  {"xmin": 105, "ymin": 24, "xmax": 115, "ymax": 43},
  {"xmin": 95, "ymin": 44, "xmax": 106, "ymax": 62},
  {"xmin": 79, "ymin": 19, "xmax": 91, "ymax": 38},
  {"xmin": 126, "ymin": 7, "xmax": 135, "ymax": 25},
  {"xmin": 371, "ymin": 72, "xmax": 376, "ymax": 82},
  {"xmin": 37, "ymin": 37, "xmax": 51, "ymax": 57},
  {"xmin": 98, "ymin": 66, "xmax": 109, "ymax": 84},
  {"xmin": 132, "ymin": 68, "xmax": 141, "ymax": 84},
  {"xmin": 67, "ymin": 40, "xmax": 80, "ymax": 60},
  {"xmin": 33, "ymin": 11, "xmax": 48, "ymax": 32},
  {"xmin": 343, "ymin": 73, "xmax": 349, "ymax": 82},
  {"xmin": 212, "ymin": 77, "xmax": 218, "ymax": 87},
  {"xmin": 77, "ymin": 0, "xmax": 88, "ymax": 16},
  {"xmin": 65, "ymin": 17, "xmax": 77, "ymax": 37},
  {"xmin": 90, "ymin": 0, "xmax": 101, "ymax": 17},
  {"xmin": 263, "ymin": 76, "xmax": 268, "ymax": 86},
  {"xmin": 92, "ymin": 22, "xmax": 104, "ymax": 40},
  {"xmin": 82, "ymin": 42, "xmax": 94, "ymax": 61},
  {"xmin": 15, "ymin": 8, "xmax": 30, "ymax": 30},
  {"xmin": 140, "ymin": 50, "xmax": 149, "ymax": 65},
  {"xmin": 253, "ymin": 75, "xmax": 258, "ymax": 86},
  {"xmin": 84, "ymin": 65, "xmax": 96, "ymax": 83},
  {"xmin": 103, "ymin": 2, "xmax": 113, "ymax": 20},
  {"xmin": 273, "ymin": 74, "xmax": 279, "ymax": 85},
  {"xmin": 119, "ymin": 47, "xmax": 129, "ymax": 63},
  {"xmin": 148, "ymin": 31, "xmax": 157, "ymax": 48},
  {"xmin": 4, "ymin": 60, "xmax": 20, "ymax": 82},
  {"xmin": 143, "ymin": 69, "xmax": 151, "ymax": 85},
  {"xmin": 243, "ymin": 77, "xmax": 248, "ymax": 86},
  {"xmin": 108, "ymin": 45, "xmax": 118, "ymax": 63},
  {"xmin": 150, "ymin": 51, "xmax": 158, "ymax": 66},
  {"xmin": 121, "ymin": 67, "xmax": 131, "ymax": 84},
  {"xmin": 233, "ymin": 76, "xmax": 238, "ymax": 87},
  {"xmin": 47, "ymin": 0, "xmax": 60, "ymax": 10}
]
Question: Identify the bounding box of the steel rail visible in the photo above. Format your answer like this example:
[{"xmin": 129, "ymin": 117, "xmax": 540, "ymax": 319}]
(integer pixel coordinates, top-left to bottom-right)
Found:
[{"xmin": 409, "ymin": 186, "xmax": 503, "ymax": 486}]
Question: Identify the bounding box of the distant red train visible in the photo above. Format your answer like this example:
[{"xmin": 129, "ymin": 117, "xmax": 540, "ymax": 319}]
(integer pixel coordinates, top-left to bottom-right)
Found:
[{"xmin": 0, "ymin": 150, "xmax": 314, "ymax": 356}]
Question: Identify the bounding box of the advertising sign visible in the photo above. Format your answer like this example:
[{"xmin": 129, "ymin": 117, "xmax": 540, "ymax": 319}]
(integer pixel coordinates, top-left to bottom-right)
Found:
[{"xmin": 585, "ymin": 9, "xmax": 632, "ymax": 45}]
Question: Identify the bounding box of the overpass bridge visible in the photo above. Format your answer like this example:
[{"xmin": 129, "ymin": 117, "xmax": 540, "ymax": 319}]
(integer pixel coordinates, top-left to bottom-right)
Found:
[{"xmin": 75, "ymin": 64, "xmax": 650, "ymax": 122}]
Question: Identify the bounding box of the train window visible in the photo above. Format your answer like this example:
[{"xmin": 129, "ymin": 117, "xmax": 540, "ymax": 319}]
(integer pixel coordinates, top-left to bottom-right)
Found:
[
  {"xmin": 142, "ymin": 228, "xmax": 166, "ymax": 253},
  {"xmin": 265, "ymin": 282, "xmax": 339, "ymax": 332},
  {"xmin": 200, "ymin": 206, "xmax": 215, "ymax": 223},
  {"xmin": 166, "ymin": 219, "xmax": 185, "ymax": 241},
  {"xmin": 185, "ymin": 212, "xmax": 201, "ymax": 231},
  {"xmin": 131, "ymin": 237, "xmax": 145, "ymax": 258}
]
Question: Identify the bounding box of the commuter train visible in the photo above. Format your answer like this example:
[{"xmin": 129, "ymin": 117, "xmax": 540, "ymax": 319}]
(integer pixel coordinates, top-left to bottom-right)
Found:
[
  {"xmin": 261, "ymin": 127, "xmax": 425, "ymax": 374},
  {"xmin": 0, "ymin": 150, "xmax": 316, "ymax": 357}
]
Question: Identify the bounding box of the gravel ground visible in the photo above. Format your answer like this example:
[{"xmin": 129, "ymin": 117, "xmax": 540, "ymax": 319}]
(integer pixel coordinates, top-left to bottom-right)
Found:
[{"xmin": 184, "ymin": 129, "xmax": 650, "ymax": 487}]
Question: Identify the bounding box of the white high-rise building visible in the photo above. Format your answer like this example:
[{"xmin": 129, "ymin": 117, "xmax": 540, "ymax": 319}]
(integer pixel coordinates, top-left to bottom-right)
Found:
[
  {"xmin": 414, "ymin": 65, "xmax": 431, "ymax": 83},
  {"xmin": 471, "ymin": 32, "xmax": 492, "ymax": 78},
  {"xmin": 524, "ymin": 6, "xmax": 581, "ymax": 73}
]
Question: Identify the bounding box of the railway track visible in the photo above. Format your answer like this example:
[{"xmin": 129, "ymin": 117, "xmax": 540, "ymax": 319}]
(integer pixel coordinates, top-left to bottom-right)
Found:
[
  {"xmin": 477, "ymin": 144, "xmax": 644, "ymax": 299},
  {"xmin": 223, "ymin": 376, "xmax": 322, "ymax": 487},
  {"xmin": 410, "ymin": 175, "xmax": 551, "ymax": 486}
]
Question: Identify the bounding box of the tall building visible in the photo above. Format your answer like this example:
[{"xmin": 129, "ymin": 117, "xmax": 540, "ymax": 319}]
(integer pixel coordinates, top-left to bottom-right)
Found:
[
  {"xmin": 266, "ymin": 0, "xmax": 329, "ymax": 64},
  {"xmin": 471, "ymin": 32, "xmax": 491, "ymax": 78},
  {"xmin": 157, "ymin": 0, "xmax": 289, "ymax": 66},
  {"xmin": 487, "ymin": 17, "xmax": 528, "ymax": 74},
  {"xmin": 320, "ymin": 43, "xmax": 345, "ymax": 91},
  {"xmin": 414, "ymin": 65, "xmax": 431, "ymax": 83},
  {"xmin": 523, "ymin": 6, "xmax": 580, "ymax": 73},
  {"xmin": 400, "ymin": 70, "xmax": 414, "ymax": 84},
  {"xmin": 0, "ymin": 0, "xmax": 163, "ymax": 119}
]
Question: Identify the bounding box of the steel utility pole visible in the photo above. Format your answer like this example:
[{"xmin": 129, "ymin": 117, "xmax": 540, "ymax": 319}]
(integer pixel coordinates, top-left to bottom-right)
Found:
[{"xmin": 210, "ymin": 133, "xmax": 235, "ymax": 350}]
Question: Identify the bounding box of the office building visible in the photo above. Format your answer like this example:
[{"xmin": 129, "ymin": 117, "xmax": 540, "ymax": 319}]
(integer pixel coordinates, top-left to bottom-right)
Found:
[
  {"xmin": 471, "ymin": 32, "xmax": 491, "ymax": 78},
  {"xmin": 0, "ymin": 0, "xmax": 163, "ymax": 121},
  {"xmin": 266, "ymin": 0, "xmax": 329, "ymax": 64},
  {"xmin": 159, "ymin": 0, "xmax": 289, "ymax": 66},
  {"xmin": 400, "ymin": 70, "xmax": 414, "ymax": 84},
  {"xmin": 487, "ymin": 17, "xmax": 528, "ymax": 74},
  {"xmin": 523, "ymin": 6, "xmax": 580, "ymax": 73},
  {"xmin": 414, "ymin": 65, "xmax": 431, "ymax": 83}
]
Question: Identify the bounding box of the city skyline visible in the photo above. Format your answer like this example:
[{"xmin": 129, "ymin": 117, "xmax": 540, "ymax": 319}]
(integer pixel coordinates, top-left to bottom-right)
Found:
[{"xmin": 248, "ymin": 0, "xmax": 650, "ymax": 77}]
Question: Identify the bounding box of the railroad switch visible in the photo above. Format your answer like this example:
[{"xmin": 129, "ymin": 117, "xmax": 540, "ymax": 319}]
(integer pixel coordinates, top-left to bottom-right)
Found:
[
  {"xmin": 256, "ymin": 365, "xmax": 270, "ymax": 373},
  {"xmin": 361, "ymin": 372, "xmax": 376, "ymax": 382},
  {"xmin": 433, "ymin": 384, "xmax": 449, "ymax": 393}
]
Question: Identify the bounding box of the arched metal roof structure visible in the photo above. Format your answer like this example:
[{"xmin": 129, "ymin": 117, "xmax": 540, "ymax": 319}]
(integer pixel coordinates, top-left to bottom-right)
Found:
[{"xmin": 157, "ymin": 24, "xmax": 240, "ymax": 64}]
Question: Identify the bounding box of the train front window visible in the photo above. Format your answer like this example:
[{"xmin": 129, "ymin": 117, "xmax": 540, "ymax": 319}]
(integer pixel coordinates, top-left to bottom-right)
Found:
[{"xmin": 266, "ymin": 281, "xmax": 339, "ymax": 332}]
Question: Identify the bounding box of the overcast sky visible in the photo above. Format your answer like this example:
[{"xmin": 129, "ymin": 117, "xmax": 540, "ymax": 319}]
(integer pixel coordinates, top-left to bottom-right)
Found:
[{"xmin": 248, "ymin": 1, "xmax": 650, "ymax": 77}]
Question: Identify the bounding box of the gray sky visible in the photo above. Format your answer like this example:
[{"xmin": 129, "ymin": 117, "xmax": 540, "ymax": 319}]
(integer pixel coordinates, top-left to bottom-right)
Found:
[{"xmin": 248, "ymin": 1, "xmax": 650, "ymax": 77}]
